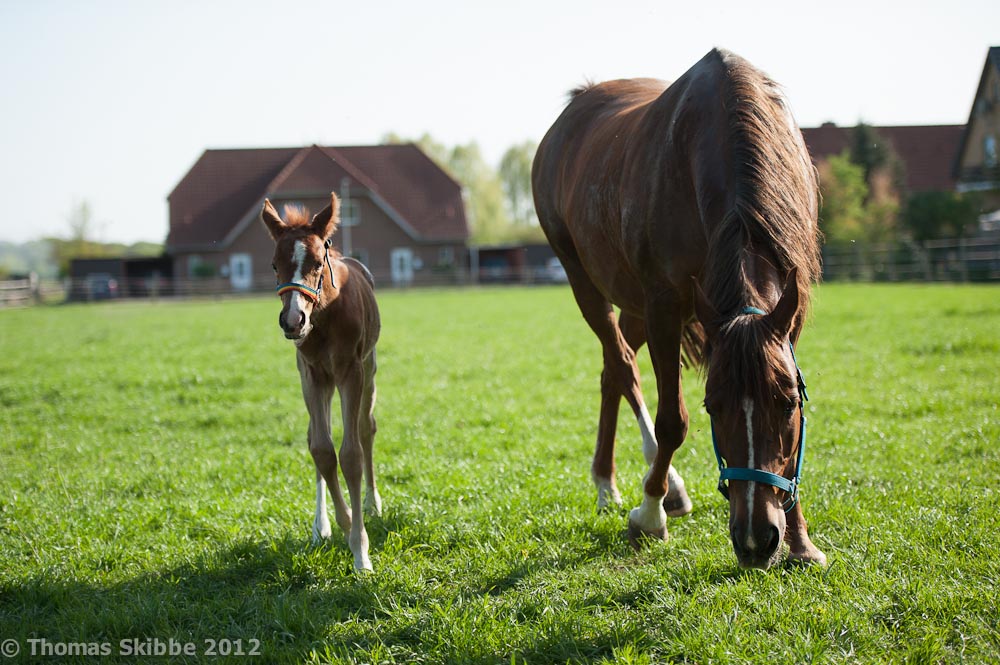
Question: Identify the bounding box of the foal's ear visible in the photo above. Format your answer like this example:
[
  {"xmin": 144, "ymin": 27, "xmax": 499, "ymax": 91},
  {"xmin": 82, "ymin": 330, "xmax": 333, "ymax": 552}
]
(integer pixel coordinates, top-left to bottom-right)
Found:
[
  {"xmin": 310, "ymin": 192, "xmax": 341, "ymax": 241},
  {"xmin": 692, "ymin": 277, "xmax": 720, "ymax": 337},
  {"xmin": 766, "ymin": 267, "xmax": 799, "ymax": 335},
  {"xmin": 261, "ymin": 199, "xmax": 286, "ymax": 240}
]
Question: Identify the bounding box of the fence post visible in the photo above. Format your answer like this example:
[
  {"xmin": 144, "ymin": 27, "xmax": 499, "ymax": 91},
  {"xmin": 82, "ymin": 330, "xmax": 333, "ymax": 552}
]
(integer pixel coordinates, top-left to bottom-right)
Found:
[{"xmin": 959, "ymin": 238, "xmax": 969, "ymax": 282}]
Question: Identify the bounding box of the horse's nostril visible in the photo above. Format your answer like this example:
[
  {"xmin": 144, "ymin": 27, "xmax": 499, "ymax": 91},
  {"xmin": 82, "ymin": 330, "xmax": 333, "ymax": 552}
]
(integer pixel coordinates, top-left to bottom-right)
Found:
[{"xmin": 764, "ymin": 525, "xmax": 781, "ymax": 557}]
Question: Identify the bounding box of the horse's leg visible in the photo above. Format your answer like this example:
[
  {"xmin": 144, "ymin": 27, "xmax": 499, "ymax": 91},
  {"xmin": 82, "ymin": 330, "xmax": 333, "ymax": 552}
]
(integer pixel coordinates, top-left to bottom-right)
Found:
[
  {"xmin": 359, "ymin": 351, "xmax": 381, "ymax": 516},
  {"xmin": 618, "ymin": 313, "xmax": 692, "ymax": 517},
  {"xmin": 299, "ymin": 355, "xmax": 352, "ymax": 541},
  {"xmin": 627, "ymin": 295, "xmax": 688, "ymax": 546},
  {"xmin": 784, "ymin": 501, "xmax": 827, "ymax": 566},
  {"xmin": 337, "ymin": 361, "xmax": 372, "ymax": 571},
  {"xmin": 556, "ymin": 257, "xmax": 638, "ymax": 510}
]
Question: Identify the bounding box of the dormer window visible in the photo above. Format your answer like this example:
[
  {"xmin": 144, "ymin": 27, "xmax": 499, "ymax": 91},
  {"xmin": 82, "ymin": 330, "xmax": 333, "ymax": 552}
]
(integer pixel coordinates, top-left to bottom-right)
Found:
[
  {"xmin": 342, "ymin": 199, "xmax": 360, "ymax": 227},
  {"xmin": 985, "ymin": 135, "xmax": 998, "ymax": 169}
]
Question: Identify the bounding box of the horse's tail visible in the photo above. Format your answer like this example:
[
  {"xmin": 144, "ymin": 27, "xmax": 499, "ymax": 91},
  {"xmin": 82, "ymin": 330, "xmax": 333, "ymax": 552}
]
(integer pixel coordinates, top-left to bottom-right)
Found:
[{"xmin": 681, "ymin": 319, "xmax": 706, "ymax": 369}]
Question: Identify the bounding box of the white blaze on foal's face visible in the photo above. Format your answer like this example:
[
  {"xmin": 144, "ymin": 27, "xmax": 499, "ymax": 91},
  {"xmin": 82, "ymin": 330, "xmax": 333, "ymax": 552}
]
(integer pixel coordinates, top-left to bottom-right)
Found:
[{"xmin": 285, "ymin": 240, "xmax": 309, "ymax": 331}]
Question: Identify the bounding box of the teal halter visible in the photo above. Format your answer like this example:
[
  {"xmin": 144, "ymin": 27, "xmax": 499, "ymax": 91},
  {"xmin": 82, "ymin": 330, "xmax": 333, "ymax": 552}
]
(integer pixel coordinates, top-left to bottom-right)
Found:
[{"xmin": 710, "ymin": 306, "xmax": 809, "ymax": 513}]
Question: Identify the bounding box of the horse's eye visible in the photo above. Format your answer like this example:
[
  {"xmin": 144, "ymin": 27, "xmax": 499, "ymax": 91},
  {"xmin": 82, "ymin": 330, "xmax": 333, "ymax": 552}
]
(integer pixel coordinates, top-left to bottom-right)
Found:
[
  {"xmin": 271, "ymin": 263, "xmax": 277, "ymax": 272},
  {"xmin": 784, "ymin": 401, "xmax": 798, "ymax": 417}
]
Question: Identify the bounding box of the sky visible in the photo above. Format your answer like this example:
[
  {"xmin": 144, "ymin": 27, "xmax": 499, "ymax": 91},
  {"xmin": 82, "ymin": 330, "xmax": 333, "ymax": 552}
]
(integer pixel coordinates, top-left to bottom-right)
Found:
[{"xmin": 0, "ymin": 0, "xmax": 997, "ymax": 245}]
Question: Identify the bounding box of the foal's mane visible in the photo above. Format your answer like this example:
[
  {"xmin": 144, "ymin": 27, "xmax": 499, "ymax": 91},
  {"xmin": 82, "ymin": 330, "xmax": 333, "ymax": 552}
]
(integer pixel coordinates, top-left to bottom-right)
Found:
[
  {"xmin": 701, "ymin": 52, "xmax": 821, "ymax": 407},
  {"xmin": 282, "ymin": 204, "xmax": 313, "ymax": 228}
]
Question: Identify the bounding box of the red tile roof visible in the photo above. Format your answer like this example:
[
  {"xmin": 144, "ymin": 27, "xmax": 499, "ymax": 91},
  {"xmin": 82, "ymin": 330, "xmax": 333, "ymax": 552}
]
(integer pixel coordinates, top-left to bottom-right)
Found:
[
  {"xmin": 800, "ymin": 123, "xmax": 964, "ymax": 193},
  {"xmin": 167, "ymin": 144, "xmax": 468, "ymax": 250}
]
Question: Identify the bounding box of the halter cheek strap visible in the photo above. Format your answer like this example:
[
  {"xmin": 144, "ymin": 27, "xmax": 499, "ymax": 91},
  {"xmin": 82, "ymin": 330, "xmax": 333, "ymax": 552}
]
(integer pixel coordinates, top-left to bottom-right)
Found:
[{"xmin": 275, "ymin": 239, "xmax": 337, "ymax": 304}]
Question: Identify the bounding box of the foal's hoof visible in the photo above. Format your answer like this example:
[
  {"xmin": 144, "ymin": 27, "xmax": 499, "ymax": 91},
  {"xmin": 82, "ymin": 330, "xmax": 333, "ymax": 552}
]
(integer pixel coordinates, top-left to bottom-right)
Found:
[
  {"xmin": 596, "ymin": 481, "xmax": 623, "ymax": 512},
  {"xmin": 364, "ymin": 491, "xmax": 383, "ymax": 517},
  {"xmin": 626, "ymin": 515, "xmax": 668, "ymax": 551}
]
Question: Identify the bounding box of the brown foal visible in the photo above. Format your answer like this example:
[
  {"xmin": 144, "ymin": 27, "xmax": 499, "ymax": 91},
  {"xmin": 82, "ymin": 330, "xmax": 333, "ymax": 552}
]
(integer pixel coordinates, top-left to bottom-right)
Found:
[{"xmin": 262, "ymin": 193, "xmax": 381, "ymax": 571}]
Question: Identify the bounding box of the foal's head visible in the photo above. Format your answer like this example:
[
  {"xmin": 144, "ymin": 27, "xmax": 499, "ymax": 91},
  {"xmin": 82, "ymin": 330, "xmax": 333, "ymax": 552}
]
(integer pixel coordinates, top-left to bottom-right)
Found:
[
  {"xmin": 261, "ymin": 193, "xmax": 341, "ymax": 340},
  {"xmin": 695, "ymin": 270, "xmax": 806, "ymax": 569}
]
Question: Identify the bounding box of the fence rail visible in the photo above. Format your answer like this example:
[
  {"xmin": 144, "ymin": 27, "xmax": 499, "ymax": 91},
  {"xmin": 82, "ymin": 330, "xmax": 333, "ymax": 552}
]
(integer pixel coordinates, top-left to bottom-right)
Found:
[
  {"xmin": 3, "ymin": 239, "xmax": 997, "ymax": 308},
  {"xmin": 822, "ymin": 238, "xmax": 1000, "ymax": 282}
]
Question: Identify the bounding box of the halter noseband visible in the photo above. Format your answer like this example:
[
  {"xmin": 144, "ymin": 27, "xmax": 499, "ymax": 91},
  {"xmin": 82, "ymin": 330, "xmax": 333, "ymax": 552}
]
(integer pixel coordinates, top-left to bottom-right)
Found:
[
  {"xmin": 710, "ymin": 306, "xmax": 810, "ymax": 513},
  {"xmin": 275, "ymin": 239, "xmax": 337, "ymax": 303}
]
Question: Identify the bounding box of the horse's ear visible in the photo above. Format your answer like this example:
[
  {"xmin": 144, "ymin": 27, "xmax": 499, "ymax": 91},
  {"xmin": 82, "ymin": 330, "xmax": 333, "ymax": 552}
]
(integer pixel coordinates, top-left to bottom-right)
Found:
[
  {"xmin": 767, "ymin": 267, "xmax": 799, "ymax": 335},
  {"xmin": 692, "ymin": 277, "xmax": 720, "ymax": 338},
  {"xmin": 261, "ymin": 199, "xmax": 286, "ymax": 240},
  {"xmin": 311, "ymin": 192, "xmax": 340, "ymax": 241}
]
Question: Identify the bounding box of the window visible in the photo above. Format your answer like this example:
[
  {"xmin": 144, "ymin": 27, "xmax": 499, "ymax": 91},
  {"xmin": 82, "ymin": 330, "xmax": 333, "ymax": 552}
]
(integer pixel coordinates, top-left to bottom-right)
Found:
[
  {"xmin": 341, "ymin": 199, "xmax": 360, "ymax": 227},
  {"xmin": 985, "ymin": 135, "xmax": 998, "ymax": 169},
  {"xmin": 348, "ymin": 249, "xmax": 369, "ymax": 266},
  {"xmin": 438, "ymin": 246, "xmax": 455, "ymax": 267}
]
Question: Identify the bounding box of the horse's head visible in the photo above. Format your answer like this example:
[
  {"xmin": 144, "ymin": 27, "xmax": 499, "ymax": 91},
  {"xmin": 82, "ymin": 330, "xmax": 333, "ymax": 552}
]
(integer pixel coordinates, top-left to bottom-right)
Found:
[
  {"xmin": 694, "ymin": 268, "xmax": 806, "ymax": 569},
  {"xmin": 261, "ymin": 193, "xmax": 340, "ymax": 340}
]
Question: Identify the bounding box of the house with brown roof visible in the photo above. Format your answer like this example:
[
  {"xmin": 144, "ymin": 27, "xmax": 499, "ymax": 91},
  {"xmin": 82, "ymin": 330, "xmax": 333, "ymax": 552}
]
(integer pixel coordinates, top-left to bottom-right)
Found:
[
  {"xmin": 954, "ymin": 46, "xmax": 1000, "ymax": 216},
  {"xmin": 800, "ymin": 123, "xmax": 966, "ymax": 193},
  {"xmin": 167, "ymin": 144, "xmax": 468, "ymax": 290},
  {"xmin": 800, "ymin": 46, "xmax": 1000, "ymax": 234}
]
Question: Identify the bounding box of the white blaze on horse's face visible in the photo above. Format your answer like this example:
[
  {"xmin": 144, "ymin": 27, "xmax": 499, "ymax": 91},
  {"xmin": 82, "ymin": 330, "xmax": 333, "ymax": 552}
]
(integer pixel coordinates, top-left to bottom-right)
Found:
[{"xmin": 742, "ymin": 396, "xmax": 757, "ymax": 552}]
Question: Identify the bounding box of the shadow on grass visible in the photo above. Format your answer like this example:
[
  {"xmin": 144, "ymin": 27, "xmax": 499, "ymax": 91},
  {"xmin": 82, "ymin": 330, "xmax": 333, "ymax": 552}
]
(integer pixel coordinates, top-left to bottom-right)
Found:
[{"xmin": 2, "ymin": 535, "xmax": 389, "ymax": 663}]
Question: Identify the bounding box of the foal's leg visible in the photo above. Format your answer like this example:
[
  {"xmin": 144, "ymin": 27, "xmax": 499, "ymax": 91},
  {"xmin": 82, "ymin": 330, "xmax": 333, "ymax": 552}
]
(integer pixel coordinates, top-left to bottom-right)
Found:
[
  {"xmin": 337, "ymin": 361, "xmax": 372, "ymax": 571},
  {"xmin": 627, "ymin": 295, "xmax": 689, "ymax": 546},
  {"xmin": 299, "ymin": 356, "xmax": 352, "ymax": 541},
  {"xmin": 359, "ymin": 351, "xmax": 381, "ymax": 516},
  {"xmin": 619, "ymin": 314, "xmax": 692, "ymax": 518},
  {"xmin": 784, "ymin": 501, "xmax": 827, "ymax": 566}
]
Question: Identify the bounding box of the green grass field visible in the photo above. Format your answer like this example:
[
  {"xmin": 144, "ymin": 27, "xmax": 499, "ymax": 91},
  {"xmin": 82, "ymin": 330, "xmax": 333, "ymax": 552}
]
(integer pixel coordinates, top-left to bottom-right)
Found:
[{"xmin": 1, "ymin": 284, "xmax": 998, "ymax": 663}]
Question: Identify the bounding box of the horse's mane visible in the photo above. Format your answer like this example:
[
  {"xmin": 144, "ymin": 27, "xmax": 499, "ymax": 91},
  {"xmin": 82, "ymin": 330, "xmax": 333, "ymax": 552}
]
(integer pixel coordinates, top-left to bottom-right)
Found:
[{"xmin": 702, "ymin": 51, "xmax": 821, "ymax": 406}]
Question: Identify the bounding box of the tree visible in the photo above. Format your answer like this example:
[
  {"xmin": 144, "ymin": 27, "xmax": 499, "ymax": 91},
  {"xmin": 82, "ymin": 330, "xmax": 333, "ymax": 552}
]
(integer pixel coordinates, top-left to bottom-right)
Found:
[
  {"xmin": 902, "ymin": 191, "xmax": 980, "ymax": 242},
  {"xmin": 850, "ymin": 122, "xmax": 906, "ymax": 198},
  {"xmin": 382, "ymin": 133, "xmax": 514, "ymax": 244},
  {"xmin": 499, "ymin": 141, "xmax": 538, "ymax": 228},
  {"xmin": 817, "ymin": 151, "xmax": 869, "ymax": 243}
]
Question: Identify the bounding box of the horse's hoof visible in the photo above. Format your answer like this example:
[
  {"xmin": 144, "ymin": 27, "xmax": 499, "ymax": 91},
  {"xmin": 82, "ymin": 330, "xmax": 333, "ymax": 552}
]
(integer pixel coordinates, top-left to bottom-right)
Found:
[
  {"xmin": 626, "ymin": 516, "xmax": 668, "ymax": 550},
  {"xmin": 662, "ymin": 491, "xmax": 693, "ymax": 517},
  {"xmin": 787, "ymin": 546, "xmax": 827, "ymax": 567}
]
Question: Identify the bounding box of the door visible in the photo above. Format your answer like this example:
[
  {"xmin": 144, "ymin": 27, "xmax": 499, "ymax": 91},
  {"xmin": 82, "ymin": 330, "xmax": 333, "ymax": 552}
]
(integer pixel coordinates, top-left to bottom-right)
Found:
[
  {"xmin": 229, "ymin": 253, "xmax": 253, "ymax": 291},
  {"xmin": 390, "ymin": 248, "xmax": 414, "ymax": 286}
]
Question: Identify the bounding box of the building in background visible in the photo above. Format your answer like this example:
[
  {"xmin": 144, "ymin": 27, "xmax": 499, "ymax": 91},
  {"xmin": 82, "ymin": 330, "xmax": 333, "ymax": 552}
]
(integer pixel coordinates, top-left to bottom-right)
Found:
[{"xmin": 166, "ymin": 144, "xmax": 468, "ymax": 290}]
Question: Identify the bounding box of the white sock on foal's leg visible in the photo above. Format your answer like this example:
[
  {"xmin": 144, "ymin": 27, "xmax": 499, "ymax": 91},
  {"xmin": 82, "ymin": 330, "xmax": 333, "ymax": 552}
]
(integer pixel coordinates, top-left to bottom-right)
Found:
[{"xmin": 312, "ymin": 473, "xmax": 332, "ymax": 541}]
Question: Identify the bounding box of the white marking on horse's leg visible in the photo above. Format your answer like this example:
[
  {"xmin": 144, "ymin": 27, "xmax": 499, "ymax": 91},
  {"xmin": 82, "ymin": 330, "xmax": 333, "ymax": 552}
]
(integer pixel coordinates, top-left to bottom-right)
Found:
[
  {"xmin": 628, "ymin": 490, "xmax": 667, "ymax": 532},
  {"xmin": 312, "ymin": 468, "xmax": 332, "ymax": 541},
  {"xmin": 743, "ymin": 396, "xmax": 756, "ymax": 551},
  {"xmin": 638, "ymin": 402, "xmax": 657, "ymax": 466}
]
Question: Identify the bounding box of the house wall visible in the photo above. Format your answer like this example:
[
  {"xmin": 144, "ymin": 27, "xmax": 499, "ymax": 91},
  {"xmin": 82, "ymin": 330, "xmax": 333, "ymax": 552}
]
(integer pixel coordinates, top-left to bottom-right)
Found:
[
  {"xmin": 959, "ymin": 64, "xmax": 1000, "ymax": 174},
  {"xmin": 211, "ymin": 193, "xmax": 466, "ymax": 289}
]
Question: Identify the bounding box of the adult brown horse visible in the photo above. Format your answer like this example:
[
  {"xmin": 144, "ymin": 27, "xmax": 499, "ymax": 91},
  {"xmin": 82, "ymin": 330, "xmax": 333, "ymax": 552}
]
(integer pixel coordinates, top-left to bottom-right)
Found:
[
  {"xmin": 532, "ymin": 48, "xmax": 826, "ymax": 569},
  {"xmin": 262, "ymin": 193, "xmax": 381, "ymax": 572}
]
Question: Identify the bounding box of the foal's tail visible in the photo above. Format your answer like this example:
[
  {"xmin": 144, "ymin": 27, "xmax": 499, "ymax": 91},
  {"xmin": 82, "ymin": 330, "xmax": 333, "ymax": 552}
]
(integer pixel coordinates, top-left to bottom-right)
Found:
[{"xmin": 681, "ymin": 319, "xmax": 706, "ymax": 369}]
